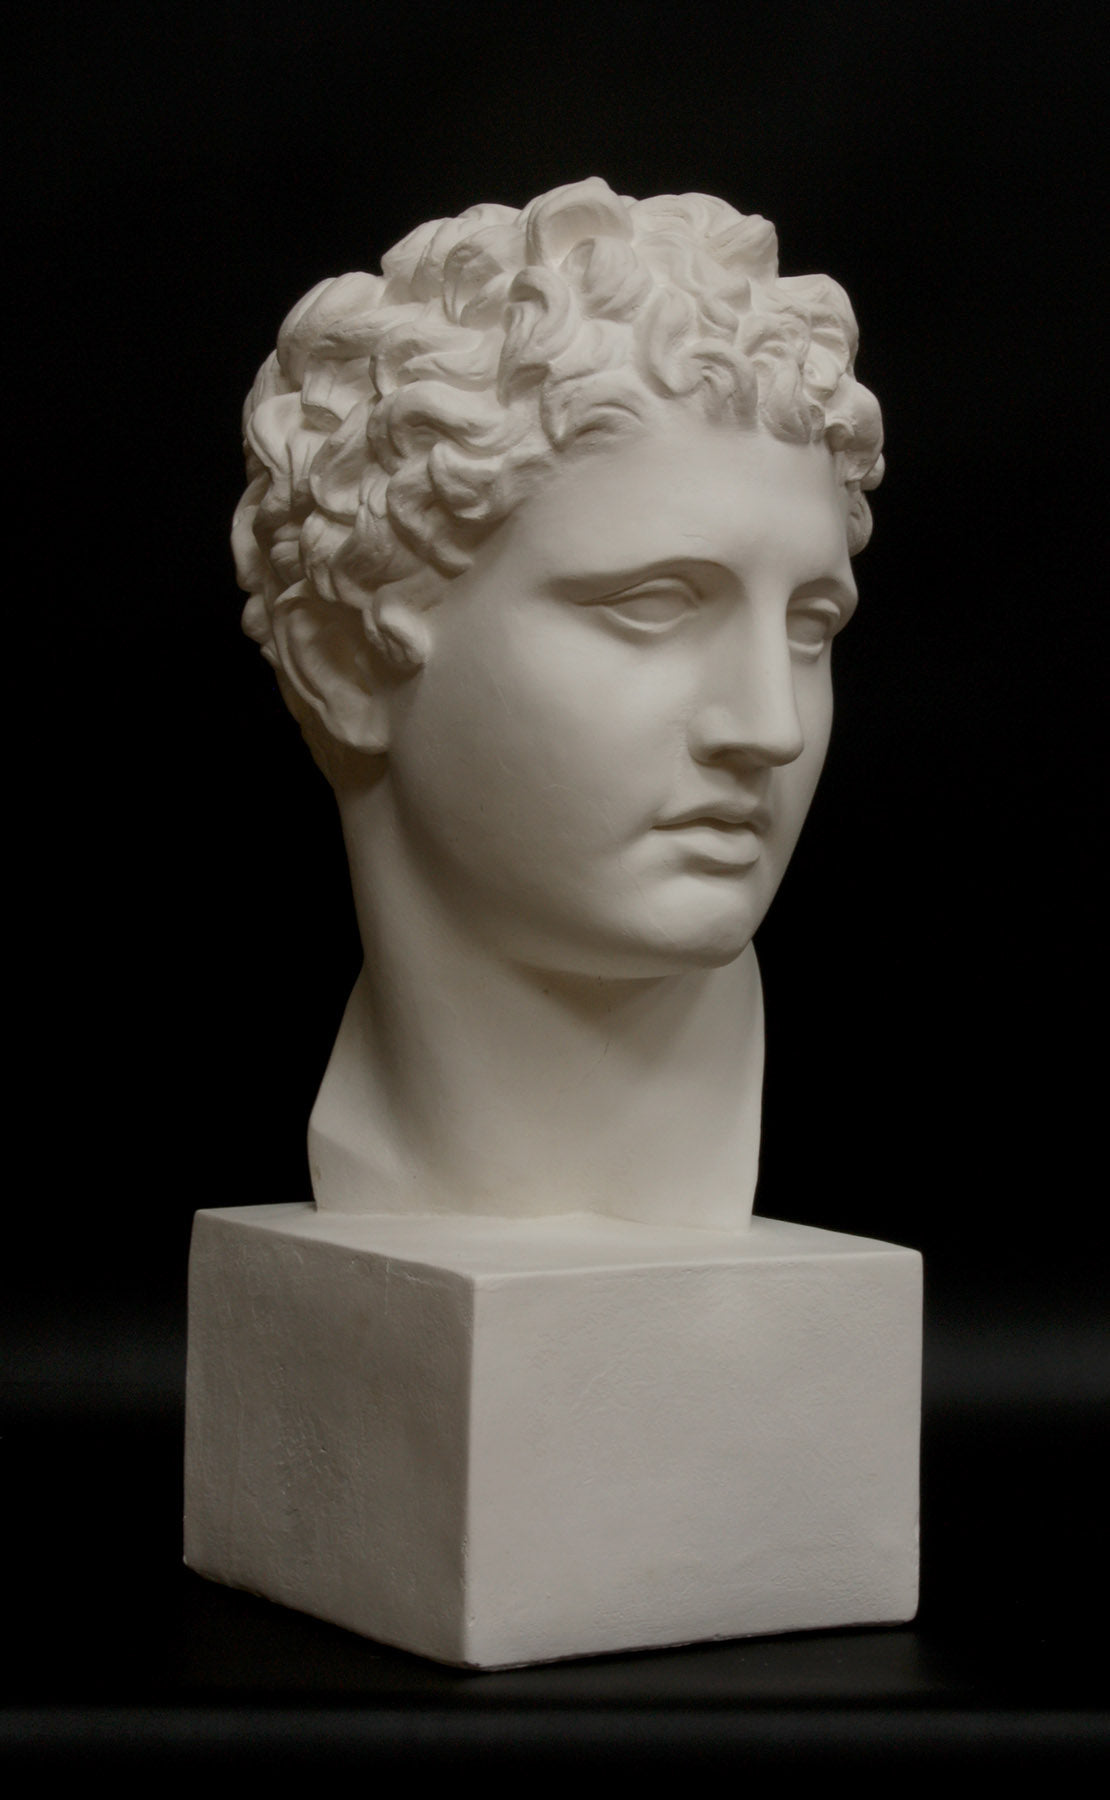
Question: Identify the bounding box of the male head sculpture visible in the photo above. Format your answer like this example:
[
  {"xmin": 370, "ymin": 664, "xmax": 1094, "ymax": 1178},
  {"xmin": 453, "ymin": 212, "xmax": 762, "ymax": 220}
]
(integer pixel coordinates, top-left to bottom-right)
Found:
[{"xmin": 233, "ymin": 177, "xmax": 884, "ymax": 1229}]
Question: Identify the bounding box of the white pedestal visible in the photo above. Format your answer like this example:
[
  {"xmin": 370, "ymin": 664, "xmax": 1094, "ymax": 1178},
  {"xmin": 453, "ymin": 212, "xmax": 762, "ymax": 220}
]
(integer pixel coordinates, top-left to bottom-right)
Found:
[{"xmin": 184, "ymin": 1204, "xmax": 921, "ymax": 1669}]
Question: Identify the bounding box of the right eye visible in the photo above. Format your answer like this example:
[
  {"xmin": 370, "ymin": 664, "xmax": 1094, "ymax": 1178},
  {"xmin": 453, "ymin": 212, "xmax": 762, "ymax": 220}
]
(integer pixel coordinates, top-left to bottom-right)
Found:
[
  {"xmin": 786, "ymin": 597, "xmax": 845, "ymax": 660},
  {"xmin": 596, "ymin": 581, "xmax": 697, "ymax": 634}
]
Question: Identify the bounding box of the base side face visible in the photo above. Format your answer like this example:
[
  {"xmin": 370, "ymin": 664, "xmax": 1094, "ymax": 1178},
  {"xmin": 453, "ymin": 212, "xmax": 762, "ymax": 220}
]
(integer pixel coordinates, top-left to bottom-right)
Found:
[
  {"xmin": 184, "ymin": 1209, "xmax": 474, "ymax": 1664},
  {"xmin": 185, "ymin": 1205, "xmax": 921, "ymax": 1668},
  {"xmin": 465, "ymin": 1251, "xmax": 921, "ymax": 1666}
]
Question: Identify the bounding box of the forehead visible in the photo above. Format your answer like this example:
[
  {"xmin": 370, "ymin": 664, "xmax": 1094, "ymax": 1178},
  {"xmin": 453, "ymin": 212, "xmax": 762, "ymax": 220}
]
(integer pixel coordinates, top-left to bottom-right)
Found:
[{"xmin": 488, "ymin": 410, "xmax": 856, "ymax": 592}]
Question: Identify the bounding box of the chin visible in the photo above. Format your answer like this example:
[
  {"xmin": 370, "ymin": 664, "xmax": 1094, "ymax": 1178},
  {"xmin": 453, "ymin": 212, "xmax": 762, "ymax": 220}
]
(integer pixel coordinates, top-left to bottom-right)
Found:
[
  {"xmin": 683, "ymin": 938, "xmax": 754, "ymax": 970},
  {"xmin": 506, "ymin": 889, "xmax": 764, "ymax": 981},
  {"xmin": 515, "ymin": 926, "xmax": 754, "ymax": 983},
  {"xmin": 597, "ymin": 914, "xmax": 759, "ymax": 978},
  {"xmin": 662, "ymin": 926, "xmax": 757, "ymax": 970},
  {"xmin": 638, "ymin": 887, "xmax": 765, "ymax": 971}
]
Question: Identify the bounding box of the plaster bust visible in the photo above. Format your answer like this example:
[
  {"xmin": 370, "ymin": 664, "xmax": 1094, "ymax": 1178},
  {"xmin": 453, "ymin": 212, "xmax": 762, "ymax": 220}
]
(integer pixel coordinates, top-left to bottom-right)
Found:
[{"xmin": 233, "ymin": 177, "xmax": 884, "ymax": 1230}]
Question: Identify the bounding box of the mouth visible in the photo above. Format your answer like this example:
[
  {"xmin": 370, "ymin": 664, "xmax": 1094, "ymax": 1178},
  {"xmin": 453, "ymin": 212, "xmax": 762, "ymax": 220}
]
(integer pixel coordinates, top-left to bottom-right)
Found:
[
  {"xmin": 654, "ymin": 807, "xmax": 768, "ymax": 873},
  {"xmin": 656, "ymin": 802, "xmax": 771, "ymax": 835}
]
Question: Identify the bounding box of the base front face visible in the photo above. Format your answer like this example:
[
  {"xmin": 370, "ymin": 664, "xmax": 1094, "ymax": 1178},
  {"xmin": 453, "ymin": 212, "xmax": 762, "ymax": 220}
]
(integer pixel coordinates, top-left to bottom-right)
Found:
[{"xmin": 185, "ymin": 1206, "xmax": 921, "ymax": 1668}]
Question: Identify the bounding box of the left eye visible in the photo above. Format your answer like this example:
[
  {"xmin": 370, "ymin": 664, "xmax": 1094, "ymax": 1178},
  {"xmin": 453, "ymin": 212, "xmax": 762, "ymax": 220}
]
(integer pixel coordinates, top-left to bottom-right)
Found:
[
  {"xmin": 600, "ymin": 582, "xmax": 696, "ymax": 632},
  {"xmin": 787, "ymin": 601, "xmax": 841, "ymax": 656}
]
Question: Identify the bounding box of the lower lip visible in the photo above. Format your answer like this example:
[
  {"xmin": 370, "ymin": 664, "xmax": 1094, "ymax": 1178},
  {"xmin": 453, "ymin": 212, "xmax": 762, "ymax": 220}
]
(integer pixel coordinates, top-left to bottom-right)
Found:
[{"xmin": 661, "ymin": 824, "xmax": 764, "ymax": 870}]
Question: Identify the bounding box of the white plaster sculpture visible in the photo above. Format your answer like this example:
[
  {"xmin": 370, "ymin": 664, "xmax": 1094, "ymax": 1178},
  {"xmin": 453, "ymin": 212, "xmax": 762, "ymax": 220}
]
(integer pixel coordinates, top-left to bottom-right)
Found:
[{"xmin": 186, "ymin": 180, "xmax": 919, "ymax": 1667}]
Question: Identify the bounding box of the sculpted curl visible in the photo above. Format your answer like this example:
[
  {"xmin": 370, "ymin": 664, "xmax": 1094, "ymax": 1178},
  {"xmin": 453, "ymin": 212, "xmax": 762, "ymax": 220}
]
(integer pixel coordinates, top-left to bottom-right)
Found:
[{"xmin": 233, "ymin": 177, "xmax": 884, "ymax": 679}]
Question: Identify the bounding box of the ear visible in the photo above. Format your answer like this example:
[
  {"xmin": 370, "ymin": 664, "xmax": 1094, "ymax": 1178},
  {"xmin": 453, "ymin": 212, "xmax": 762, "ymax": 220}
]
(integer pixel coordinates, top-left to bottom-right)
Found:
[{"xmin": 271, "ymin": 587, "xmax": 397, "ymax": 755}]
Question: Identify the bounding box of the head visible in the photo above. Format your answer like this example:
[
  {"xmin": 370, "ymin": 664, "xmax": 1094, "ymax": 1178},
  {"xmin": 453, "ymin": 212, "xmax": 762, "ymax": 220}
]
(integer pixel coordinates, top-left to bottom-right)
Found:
[
  {"xmin": 234, "ymin": 178, "xmax": 881, "ymax": 756},
  {"xmin": 233, "ymin": 179, "xmax": 883, "ymax": 977}
]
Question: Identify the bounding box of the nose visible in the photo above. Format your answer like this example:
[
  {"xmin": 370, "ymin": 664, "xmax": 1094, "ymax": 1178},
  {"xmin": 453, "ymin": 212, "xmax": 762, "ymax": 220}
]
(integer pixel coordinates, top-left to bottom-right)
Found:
[{"xmin": 686, "ymin": 635, "xmax": 805, "ymax": 771}]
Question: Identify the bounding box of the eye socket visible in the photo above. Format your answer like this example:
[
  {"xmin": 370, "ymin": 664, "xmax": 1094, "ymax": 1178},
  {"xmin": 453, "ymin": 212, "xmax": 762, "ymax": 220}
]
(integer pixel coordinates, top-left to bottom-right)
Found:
[
  {"xmin": 786, "ymin": 597, "xmax": 845, "ymax": 659},
  {"xmin": 595, "ymin": 580, "xmax": 698, "ymax": 634}
]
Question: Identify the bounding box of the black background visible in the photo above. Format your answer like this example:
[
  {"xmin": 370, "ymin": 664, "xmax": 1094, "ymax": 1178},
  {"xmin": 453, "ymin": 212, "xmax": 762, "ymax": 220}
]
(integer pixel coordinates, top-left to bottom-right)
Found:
[{"xmin": 6, "ymin": 0, "xmax": 1107, "ymax": 1771}]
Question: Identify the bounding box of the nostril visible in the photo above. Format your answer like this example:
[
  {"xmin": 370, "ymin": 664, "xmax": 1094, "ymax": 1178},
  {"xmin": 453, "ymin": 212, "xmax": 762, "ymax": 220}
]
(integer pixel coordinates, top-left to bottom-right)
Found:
[
  {"xmin": 687, "ymin": 702, "xmax": 804, "ymax": 769},
  {"xmin": 687, "ymin": 704, "xmax": 744, "ymax": 760}
]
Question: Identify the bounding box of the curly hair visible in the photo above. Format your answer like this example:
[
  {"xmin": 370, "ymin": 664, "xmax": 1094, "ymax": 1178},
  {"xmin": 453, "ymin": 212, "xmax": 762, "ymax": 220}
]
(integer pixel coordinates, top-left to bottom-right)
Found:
[{"xmin": 233, "ymin": 177, "xmax": 884, "ymax": 674}]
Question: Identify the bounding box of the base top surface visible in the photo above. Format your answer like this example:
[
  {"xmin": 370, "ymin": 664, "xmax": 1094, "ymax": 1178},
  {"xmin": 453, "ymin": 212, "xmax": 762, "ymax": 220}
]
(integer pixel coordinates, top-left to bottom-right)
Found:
[{"xmin": 194, "ymin": 1202, "xmax": 918, "ymax": 1279}]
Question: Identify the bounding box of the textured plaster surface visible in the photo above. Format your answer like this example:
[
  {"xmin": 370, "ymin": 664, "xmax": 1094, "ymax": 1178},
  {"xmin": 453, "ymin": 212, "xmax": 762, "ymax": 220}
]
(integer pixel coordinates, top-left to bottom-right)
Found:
[{"xmin": 186, "ymin": 1206, "xmax": 921, "ymax": 1667}]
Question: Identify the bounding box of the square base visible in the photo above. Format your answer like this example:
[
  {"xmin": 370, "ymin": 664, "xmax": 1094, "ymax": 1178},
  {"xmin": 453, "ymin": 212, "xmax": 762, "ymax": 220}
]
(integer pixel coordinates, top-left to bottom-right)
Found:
[{"xmin": 185, "ymin": 1205, "xmax": 921, "ymax": 1668}]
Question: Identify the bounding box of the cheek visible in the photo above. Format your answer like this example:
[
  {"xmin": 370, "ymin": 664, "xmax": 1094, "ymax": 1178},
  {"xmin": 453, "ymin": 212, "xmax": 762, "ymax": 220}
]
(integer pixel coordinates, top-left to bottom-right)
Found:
[
  {"xmin": 798, "ymin": 663, "xmax": 834, "ymax": 765},
  {"xmin": 774, "ymin": 670, "xmax": 833, "ymax": 831},
  {"xmin": 391, "ymin": 644, "xmax": 613, "ymax": 871},
  {"xmin": 428, "ymin": 622, "xmax": 654, "ymax": 804}
]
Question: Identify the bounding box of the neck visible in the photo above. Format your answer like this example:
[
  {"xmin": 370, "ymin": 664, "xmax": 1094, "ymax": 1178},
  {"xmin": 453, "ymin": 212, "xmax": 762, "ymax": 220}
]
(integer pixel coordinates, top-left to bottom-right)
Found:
[{"xmin": 308, "ymin": 788, "xmax": 765, "ymax": 1231}]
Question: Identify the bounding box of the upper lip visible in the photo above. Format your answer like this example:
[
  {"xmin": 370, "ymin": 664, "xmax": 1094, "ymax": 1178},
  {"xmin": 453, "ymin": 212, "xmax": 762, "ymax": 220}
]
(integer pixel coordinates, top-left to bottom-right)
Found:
[{"xmin": 656, "ymin": 800, "xmax": 771, "ymax": 833}]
